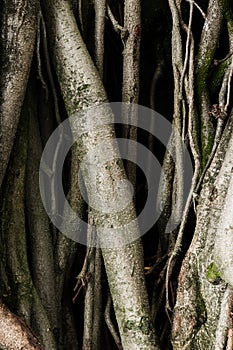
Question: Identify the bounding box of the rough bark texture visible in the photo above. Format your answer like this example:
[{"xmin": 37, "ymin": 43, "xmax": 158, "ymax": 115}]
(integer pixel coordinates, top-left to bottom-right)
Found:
[
  {"xmin": 0, "ymin": 303, "xmax": 43, "ymax": 350},
  {"xmin": 196, "ymin": 0, "xmax": 225, "ymax": 165},
  {"xmin": 94, "ymin": 0, "xmax": 105, "ymax": 78},
  {"xmin": 172, "ymin": 110, "xmax": 233, "ymax": 349},
  {"xmin": 0, "ymin": 0, "xmax": 38, "ymax": 187},
  {"xmin": 41, "ymin": 0, "xmax": 159, "ymax": 348},
  {"xmin": 122, "ymin": 0, "xmax": 141, "ymax": 188},
  {"xmin": 0, "ymin": 0, "xmax": 232, "ymax": 349},
  {"xmin": 122, "ymin": 0, "xmax": 141, "ymax": 104}
]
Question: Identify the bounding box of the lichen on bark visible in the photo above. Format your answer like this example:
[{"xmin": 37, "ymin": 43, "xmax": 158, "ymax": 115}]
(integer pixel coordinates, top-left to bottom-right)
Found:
[{"xmin": 172, "ymin": 111, "xmax": 233, "ymax": 349}]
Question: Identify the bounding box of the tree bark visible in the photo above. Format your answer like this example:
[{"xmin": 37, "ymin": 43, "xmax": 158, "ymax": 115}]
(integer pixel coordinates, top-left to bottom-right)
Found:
[
  {"xmin": 41, "ymin": 0, "xmax": 159, "ymax": 348},
  {"xmin": 0, "ymin": 0, "xmax": 38, "ymax": 188},
  {"xmin": 0, "ymin": 302, "xmax": 43, "ymax": 350},
  {"xmin": 196, "ymin": 0, "xmax": 225, "ymax": 165},
  {"xmin": 122, "ymin": 0, "xmax": 141, "ymax": 188},
  {"xmin": 172, "ymin": 110, "xmax": 233, "ymax": 349}
]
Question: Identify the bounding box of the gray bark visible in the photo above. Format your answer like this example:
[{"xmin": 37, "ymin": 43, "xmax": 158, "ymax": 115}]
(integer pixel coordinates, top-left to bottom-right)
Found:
[
  {"xmin": 0, "ymin": 0, "xmax": 38, "ymax": 188},
  {"xmin": 172, "ymin": 110, "xmax": 233, "ymax": 349},
  {"xmin": 94, "ymin": 0, "xmax": 106, "ymax": 78},
  {"xmin": 122, "ymin": 0, "xmax": 141, "ymax": 188},
  {"xmin": 196, "ymin": 0, "xmax": 225, "ymax": 164},
  {"xmin": 41, "ymin": 1, "xmax": 159, "ymax": 348}
]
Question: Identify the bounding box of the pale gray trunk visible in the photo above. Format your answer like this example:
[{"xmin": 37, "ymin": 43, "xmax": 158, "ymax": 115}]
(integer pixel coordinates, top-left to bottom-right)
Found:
[
  {"xmin": 41, "ymin": 1, "xmax": 159, "ymax": 348},
  {"xmin": 172, "ymin": 110, "xmax": 233, "ymax": 349}
]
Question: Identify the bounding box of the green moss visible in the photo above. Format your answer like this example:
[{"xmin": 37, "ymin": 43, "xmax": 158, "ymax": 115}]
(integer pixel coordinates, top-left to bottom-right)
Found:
[
  {"xmin": 123, "ymin": 316, "xmax": 152, "ymax": 336},
  {"xmin": 139, "ymin": 316, "xmax": 152, "ymax": 335},
  {"xmin": 196, "ymin": 49, "xmax": 215, "ymax": 101},
  {"xmin": 196, "ymin": 296, "xmax": 207, "ymax": 327},
  {"xmin": 194, "ymin": 274, "xmax": 207, "ymax": 328},
  {"xmin": 206, "ymin": 262, "xmax": 222, "ymax": 285},
  {"xmin": 209, "ymin": 58, "xmax": 232, "ymax": 96},
  {"xmin": 201, "ymin": 131, "xmax": 214, "ymax": 168},
  {"xmin": 195, "ymin": 47, "xmax": 216, "ymax": 166},
  {"xmin": 123, "ymin": 319, "xmax": 135, "ymax": 332}
]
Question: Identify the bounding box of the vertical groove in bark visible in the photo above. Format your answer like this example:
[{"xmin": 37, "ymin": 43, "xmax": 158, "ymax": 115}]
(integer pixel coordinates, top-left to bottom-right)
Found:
[{"xmin": 0, "ymin": 0, "xmax": 38, "ymax": 188}]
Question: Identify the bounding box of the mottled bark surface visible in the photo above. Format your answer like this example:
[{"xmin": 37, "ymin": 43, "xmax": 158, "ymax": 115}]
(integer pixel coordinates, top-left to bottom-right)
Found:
[
  {"xmin": 0, "ymin": 0, "xmax": 38, "ymax": 187},
  {"xmin": 41, "ymin": 0, "xmax": 159, "ymax": 348},
  {"xmin": 0, "ymin": 0, "xmax": 233, "ymax": 349},
  {"xmin": 195, "ymin": 0, "xmax": 225, "ymax": 165},
  {"xmin": 0, "ymin": 303, "xmax": 43, "ymax": 350},
  {"xmin": 172, "ymin": 111, "xmax": 233, "ymax": 349}
]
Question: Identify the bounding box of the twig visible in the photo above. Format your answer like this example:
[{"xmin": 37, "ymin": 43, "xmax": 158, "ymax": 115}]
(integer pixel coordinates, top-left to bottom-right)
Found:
[
  {"xmin": 73, "ymin": 212, "xmax": 96, "ymax": 302},
  {"xmin": 107, "ymin": 5, "xmax": 127, "ymax": 38},
  {"xmin": 193, "ymin": 1, "xmax": 206, "ymax": 19},
  {"xmin": 73, "ymin": 245, "xmax": 94, "ymax": 302},
  {"xmin": 104, "ymin": 292, "xmax": 123, "ymax": 350},
  {"xmin": 166, "ymin": 0, "xmax": 201, "ymax": 312},
  {"xmin": 185, "ymin": 0, "xmax": 206, "ymax": 19},
  {"xmin": 179, "ymin": 0, "xmax": 194, "ymax": 101},
  {"xmin": 225, "ymin": 54, "xmax": 233, "ymax": 112},
  {"xmin": 187, "ymin": 33, "xmax": 200, "ymax": 212},
  {"xmin": 165, "ymin": 176, "xmax": 197, "ymax": 311}
]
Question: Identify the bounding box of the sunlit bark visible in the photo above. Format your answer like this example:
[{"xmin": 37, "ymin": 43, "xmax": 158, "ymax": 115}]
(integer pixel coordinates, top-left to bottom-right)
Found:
[{"xmin": 41, "ymin": 0, "xmax": 159, "ymax": 348}]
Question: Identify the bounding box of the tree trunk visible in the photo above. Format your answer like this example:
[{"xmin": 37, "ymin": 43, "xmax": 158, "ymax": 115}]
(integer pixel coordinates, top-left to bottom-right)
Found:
[
  {"xmin": 0, "ymin": 0, "xmax": 233, "ymax": 349},
  {"xmin": 41, "ymin": 0, "xmax": 159, "ymax": 348},
  {"xmin": 0, "ymin": 0, "xmax": 38, "ymax": 187},
  {"xmin": 172, "ymin": 110, "xmax": 233, "ymax": 349}
]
